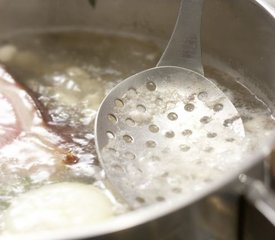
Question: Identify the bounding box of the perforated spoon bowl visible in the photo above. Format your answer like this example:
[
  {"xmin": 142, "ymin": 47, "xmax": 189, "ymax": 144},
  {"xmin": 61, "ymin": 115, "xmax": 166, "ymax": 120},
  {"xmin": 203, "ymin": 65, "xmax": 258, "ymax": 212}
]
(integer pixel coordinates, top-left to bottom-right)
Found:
[{"xmin": 95, "ymin": 0, "xmax": 245, "ymax": 208}]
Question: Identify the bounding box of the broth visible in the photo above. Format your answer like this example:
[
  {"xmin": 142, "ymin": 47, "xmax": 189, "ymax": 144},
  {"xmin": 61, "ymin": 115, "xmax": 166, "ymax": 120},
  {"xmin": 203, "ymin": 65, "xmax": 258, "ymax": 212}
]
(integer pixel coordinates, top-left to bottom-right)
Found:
[{"xmin": 0, "ymin": 30, "xmax": 274, "ymax": 235}]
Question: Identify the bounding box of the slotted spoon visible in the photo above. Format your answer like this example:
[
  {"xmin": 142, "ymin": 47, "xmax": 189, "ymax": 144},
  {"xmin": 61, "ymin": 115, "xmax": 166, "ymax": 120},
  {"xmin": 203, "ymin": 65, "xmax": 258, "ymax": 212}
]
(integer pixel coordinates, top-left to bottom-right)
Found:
[{"xmin": 95, "ymin": 0, "xmax": 245, "ymax": 208}]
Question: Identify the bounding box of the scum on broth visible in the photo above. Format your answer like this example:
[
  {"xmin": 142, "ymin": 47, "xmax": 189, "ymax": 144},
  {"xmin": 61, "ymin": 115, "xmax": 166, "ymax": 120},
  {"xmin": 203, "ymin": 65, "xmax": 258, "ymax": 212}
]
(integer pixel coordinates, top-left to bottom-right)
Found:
[{"xmin": 0, "ymin": 30, "xmax": 274, "ymax": 232}]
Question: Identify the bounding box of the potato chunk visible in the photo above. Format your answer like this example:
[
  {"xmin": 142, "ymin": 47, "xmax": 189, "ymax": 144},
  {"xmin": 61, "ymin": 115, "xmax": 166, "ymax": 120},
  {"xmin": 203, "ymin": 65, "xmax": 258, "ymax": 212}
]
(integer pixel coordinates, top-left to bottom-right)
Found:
[{"xmin": 3, "ymin": 182, "xmax": 113, "ymax": 234}]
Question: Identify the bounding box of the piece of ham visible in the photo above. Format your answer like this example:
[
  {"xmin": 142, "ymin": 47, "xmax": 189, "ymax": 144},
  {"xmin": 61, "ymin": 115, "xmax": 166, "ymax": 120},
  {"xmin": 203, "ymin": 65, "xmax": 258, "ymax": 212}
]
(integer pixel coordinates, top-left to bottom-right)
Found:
[
  {"xmin": 0, "ymin": 65, "xmax": 78, "ymax": 167},
  {"xmin": 0, "ymin": 64, "xmax": 78, "ymax": 183},
  {"xmin": 0, "ymin": 65, "xmax": 44, "ymax": 147}
]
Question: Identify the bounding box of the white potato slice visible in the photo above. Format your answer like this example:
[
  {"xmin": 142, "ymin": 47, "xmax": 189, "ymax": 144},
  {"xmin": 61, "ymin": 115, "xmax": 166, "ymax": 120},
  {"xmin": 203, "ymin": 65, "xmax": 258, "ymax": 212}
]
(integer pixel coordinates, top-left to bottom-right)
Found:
[{"xmin": 3, "ymin": 182, "xmax": 113, "ymax": 234}]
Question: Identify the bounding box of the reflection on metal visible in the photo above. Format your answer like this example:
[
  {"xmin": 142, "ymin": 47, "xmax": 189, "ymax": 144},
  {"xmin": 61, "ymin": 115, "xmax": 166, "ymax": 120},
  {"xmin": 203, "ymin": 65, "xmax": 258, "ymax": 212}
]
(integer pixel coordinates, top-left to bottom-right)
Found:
[
  {"xmin": 242, "ymin": 176, "xmax": 275, "ymax": 227},
  {"xmin": 269, "ymin": 147, "xmax": 275, "ymax": 190}
]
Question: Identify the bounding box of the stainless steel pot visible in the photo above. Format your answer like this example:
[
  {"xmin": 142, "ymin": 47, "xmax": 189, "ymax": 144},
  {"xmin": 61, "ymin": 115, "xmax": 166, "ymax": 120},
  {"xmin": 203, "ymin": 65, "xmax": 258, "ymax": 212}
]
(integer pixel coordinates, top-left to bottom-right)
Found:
[{"xmin": 1, "ymin": 0, "xmax": 275, "ymax": 239}]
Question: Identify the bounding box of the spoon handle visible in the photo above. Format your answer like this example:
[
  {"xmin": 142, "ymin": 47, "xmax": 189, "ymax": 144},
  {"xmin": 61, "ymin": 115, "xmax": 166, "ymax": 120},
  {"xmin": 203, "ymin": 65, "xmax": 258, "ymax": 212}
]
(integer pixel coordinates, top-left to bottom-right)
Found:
[{"xmin": 157, "ymin": 0, "xmax": 204, "ymax": 75}]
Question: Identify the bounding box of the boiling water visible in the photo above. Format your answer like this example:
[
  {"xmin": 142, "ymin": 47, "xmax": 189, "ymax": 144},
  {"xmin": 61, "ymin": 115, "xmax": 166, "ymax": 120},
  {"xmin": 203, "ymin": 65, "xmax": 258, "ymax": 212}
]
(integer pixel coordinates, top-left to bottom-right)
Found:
[
  {"xmin": 0, "ymin": 30, "xmax": 274, "ymax": 233},
  {"xmin": 0, "ymin": 30, "xmax": 161, "ymax": 233}
]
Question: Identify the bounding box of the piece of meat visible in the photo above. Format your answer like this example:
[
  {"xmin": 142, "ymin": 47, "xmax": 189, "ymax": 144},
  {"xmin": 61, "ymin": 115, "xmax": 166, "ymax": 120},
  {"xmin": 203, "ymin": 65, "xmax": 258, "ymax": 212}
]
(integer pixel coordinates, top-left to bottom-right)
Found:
[
  {"xmin": 0, "ymin": 65, "xmax": 43, "ymax": 147},
  {"xmin": 0, "ymin": 93, "xmax": 20, "ymax": 147},
  {"xmin": 0, "ymin": 64, "xmax": 78, "ymax": 165}
]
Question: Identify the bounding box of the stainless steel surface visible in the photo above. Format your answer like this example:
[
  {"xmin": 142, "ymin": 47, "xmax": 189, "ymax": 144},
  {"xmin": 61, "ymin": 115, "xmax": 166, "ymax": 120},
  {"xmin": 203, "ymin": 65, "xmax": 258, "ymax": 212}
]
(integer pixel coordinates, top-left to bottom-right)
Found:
[
  {"xmin": 241, "ymin": 176, "xmax": 275, "ymax": 226},
  {"xmin": 95, "ymin": 0, "xmax": 244, "ymax": 207},
  {"xmin": 96, "ymin": 66, "xmax": 245, "ymax": 208},
  {"xmin": 158, "ymin": 0, "xmax": 204, "ymax": 74},
  {"xmin": 0, "ymin": 0, "xmax": 274, "ymax": 239},
  {"xmin": 239, "ymin": 175, "xmax": 275, "ymax": 240},
  {"xmin": 239, "ymin": 199, "xmax": 275, "ymax": 240}
]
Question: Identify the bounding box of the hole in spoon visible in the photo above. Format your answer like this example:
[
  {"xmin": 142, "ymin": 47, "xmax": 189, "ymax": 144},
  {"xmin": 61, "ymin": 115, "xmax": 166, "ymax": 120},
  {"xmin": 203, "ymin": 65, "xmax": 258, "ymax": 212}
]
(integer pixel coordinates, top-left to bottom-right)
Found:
[
  {"xmin": 127, "ymin": 87, "xmax": 137, "ymax": 97},
  {"xmin": 207, "ymin": 132, "xmax": 217, "ymax": 138},
  {"xmin": 182, "ymin": 129, "xmax": 192, "ymax": 136},
  {"xmin": 125, "ymin": 118, "xmax": 135, "ymax": 127},
  {"xmin": 165, "ymin": 131, "xmax": 175, "ymax": 138},
  {"xmin": 123, "ymin": 152, "xmax": 136, "ymax": 160},
  {"xmin": 172, "ymin": 188, "xmax": 182, "ymax": 193},
  {"xmin": 213, "ymin": 103, "xmax": 223, "ymax": 112},
  {"xmin": 106, "ymin": 131, "xmax": 115, "ymax": 139},
  {"xmin": 204, "ymin": 147, "xmax": 214, "ymax": 152},
  {"xmin": 149, "ymin": 124, "xmax": 159, "ymax": 133},
  {"xmin": 156, "ymin": 196, "xmax": 165, "ymax": 202},
  {"xmin": 200, "ymin": 116, "xmax": 211, "ymax": 124},
  {"xmin": 107, "ymin": 114, "xmax": 117, "ymax": 124},
  {"xmin": 184, "ymin": 103, "xmax": 195, "ymax": 112},
  {"xmin": 198, "ymin": 91, "xmax": 208, "ymax": 101},
  {"xmin": 146, "ymin": 140, "xmax": 156, "ymax": 148},
  {"xmin": 167, "ymin": 112, "xmax": 178, "ymax": 121},
  {"xmin": 114, "ymin": 99, "xmax": 124, "ymax": 108},
  {"xmin": 137, "ymin": 104, "xmax": 146, "ymax": 112},
  {"xmin": 135, "ymin": 197, "xmax": 146, "ymax": 204},
  {"xmin": 179, "ymin": 144, "xmax": 190, "ymax": 152},
  {"xmin": 226, "ymin": 138, "xmax": 235, "ymax": 142},
  {"xmin": 123, "ymin": 134, "xmax": 133, "ymax": 143},
  {"xmin": 146, "ymin": 81, "xmax": 156, "ymax": 91}
]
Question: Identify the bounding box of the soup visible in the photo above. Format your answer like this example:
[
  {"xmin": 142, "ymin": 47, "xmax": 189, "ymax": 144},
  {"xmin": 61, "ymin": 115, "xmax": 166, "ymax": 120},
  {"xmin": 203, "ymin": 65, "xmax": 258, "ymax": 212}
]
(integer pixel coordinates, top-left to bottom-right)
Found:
[{"xmin": 0, "ymin": 30, "xmax": 274, "ymax": 236}]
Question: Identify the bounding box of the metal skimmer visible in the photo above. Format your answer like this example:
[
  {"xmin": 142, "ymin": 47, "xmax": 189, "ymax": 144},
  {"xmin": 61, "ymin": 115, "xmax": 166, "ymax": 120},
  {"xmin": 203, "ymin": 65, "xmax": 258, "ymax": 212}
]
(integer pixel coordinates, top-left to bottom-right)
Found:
[{"xmin": 95, "ymin": 0, "xmax": 245, "ymax": 208}]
